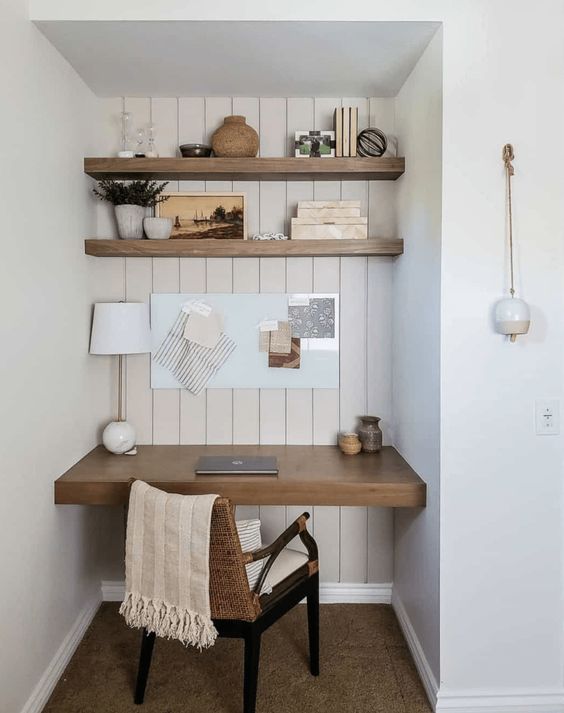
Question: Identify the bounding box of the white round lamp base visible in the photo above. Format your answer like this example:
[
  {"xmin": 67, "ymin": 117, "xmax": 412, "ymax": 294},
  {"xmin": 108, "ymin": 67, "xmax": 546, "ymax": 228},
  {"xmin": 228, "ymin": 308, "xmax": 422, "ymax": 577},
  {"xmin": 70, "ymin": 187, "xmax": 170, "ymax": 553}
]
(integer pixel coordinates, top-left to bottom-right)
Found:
[{"xmin": 102, "ymin": 421, "xmax": 136, "ymax": 454}]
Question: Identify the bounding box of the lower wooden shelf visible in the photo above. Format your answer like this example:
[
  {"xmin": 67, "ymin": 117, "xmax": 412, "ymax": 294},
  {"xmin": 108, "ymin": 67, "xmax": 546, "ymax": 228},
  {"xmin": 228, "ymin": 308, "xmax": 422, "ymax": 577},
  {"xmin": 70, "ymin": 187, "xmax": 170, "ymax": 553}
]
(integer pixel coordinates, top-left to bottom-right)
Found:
[
  {"xmin": 84, "ymin": 238, "xmax": 403, "ymax": 258},
  {"xmin": 54, "ymin": 445, "xmax": 426, "ymax": 507}
]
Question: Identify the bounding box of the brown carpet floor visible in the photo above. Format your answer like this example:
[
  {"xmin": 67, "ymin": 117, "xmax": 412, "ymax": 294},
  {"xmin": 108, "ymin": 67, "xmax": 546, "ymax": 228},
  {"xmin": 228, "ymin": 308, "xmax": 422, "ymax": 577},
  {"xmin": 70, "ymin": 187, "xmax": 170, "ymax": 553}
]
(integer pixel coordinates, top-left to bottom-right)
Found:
[{"xmin": 44, "ymin": 603, "xmax": 431, "ymax": 713}]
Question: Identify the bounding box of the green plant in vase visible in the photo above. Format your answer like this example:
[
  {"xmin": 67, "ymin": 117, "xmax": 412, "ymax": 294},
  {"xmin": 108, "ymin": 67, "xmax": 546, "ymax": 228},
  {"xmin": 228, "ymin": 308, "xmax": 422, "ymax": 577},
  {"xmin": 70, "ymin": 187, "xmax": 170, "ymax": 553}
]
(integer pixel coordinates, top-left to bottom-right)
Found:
[{"xmin": 93, "ymin": 180, "xmax": 169, "ymax": 240}]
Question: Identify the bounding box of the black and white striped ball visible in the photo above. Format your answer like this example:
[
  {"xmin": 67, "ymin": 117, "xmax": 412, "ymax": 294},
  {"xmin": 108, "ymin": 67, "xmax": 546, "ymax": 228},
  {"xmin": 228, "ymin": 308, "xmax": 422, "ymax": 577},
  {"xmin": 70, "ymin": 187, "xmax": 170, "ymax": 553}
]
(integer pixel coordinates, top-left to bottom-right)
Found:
[{"xmin": 357, "ymin": 128, "xmax": 388, "ymax": 157}]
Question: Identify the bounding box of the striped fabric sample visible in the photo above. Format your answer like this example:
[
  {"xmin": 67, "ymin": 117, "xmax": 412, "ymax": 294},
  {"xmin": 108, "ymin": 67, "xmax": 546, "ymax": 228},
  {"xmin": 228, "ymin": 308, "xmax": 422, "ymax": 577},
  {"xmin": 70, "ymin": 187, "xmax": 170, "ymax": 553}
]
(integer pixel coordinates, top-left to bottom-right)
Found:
[
  {"xmin": 119, "ymin": 481, "xmax": 219, "ymax": 649},
  {"xmin": 155, "ymin": 311, "xmax": 236, "ymax": 395}
]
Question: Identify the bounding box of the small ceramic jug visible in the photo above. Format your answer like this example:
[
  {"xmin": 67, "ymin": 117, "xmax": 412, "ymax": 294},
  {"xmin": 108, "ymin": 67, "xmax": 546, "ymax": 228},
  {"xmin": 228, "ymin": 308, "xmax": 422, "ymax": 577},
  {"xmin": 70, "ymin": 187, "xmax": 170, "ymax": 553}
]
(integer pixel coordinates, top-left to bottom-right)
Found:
[{"xmin": 357, "ymin": 416, "xmax": 383, "ymax": 453}]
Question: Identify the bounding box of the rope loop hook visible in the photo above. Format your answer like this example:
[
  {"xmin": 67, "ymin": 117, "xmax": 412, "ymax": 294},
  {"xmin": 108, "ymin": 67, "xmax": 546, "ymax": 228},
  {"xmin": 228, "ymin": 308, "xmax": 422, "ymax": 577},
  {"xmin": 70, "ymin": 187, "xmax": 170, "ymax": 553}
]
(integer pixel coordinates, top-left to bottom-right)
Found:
[{"xmin": 502, "ymin": 143, "xmax": 515, "ymax": 175}]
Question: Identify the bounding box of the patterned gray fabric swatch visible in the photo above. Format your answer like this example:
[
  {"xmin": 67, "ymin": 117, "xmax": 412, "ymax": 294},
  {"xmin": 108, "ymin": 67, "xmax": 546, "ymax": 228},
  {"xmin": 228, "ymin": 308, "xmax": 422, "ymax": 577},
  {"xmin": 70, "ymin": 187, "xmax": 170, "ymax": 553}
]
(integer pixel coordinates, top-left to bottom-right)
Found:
[
  {"xmin": 155, "ymin": 311, "xmax": 236, "ymax": 395},
  {"xmin": 288, "ymin": 298, "xmax": 336, "ymax": 338}
]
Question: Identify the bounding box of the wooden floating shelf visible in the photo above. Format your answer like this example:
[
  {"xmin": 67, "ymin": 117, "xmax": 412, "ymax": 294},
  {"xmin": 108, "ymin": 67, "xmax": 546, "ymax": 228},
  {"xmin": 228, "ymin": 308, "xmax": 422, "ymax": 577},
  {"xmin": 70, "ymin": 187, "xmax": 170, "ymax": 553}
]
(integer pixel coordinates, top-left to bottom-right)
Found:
[
  {"xmin": 84, "ymin": 238, "xmax": 404, "ymax": 258},
  {"xmin": 54, "ymin": 445, "xmax": 426, "ymax": 507},
  {"xmin": 84, "ymin": 156, "xmax": 405, "ymax": 181}
]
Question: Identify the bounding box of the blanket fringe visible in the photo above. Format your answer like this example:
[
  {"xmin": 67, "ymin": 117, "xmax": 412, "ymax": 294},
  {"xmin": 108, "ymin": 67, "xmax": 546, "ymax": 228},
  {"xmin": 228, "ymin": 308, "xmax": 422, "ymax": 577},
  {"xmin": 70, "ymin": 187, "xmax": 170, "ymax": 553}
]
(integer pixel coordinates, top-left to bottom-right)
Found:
[{"xmin": 119, "ymin": 591, "xmax": 218, "ymax": 650}]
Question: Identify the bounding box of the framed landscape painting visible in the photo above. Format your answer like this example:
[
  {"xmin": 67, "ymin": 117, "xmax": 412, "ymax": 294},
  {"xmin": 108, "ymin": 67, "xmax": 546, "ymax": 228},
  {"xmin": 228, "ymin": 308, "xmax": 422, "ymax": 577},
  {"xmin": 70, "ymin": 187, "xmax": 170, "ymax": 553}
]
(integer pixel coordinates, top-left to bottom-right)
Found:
[{"xmin": 156, "ymin": 192, "xmax": 247, "ymax": 240}]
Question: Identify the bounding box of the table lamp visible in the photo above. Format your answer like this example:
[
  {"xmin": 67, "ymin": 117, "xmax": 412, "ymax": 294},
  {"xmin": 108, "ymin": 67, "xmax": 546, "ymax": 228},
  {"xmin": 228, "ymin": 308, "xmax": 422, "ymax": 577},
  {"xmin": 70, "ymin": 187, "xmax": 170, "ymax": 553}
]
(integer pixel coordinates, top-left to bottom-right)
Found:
[{"xmin": 90, "ymin": 302, "xmax": 151, "ymax": 454}]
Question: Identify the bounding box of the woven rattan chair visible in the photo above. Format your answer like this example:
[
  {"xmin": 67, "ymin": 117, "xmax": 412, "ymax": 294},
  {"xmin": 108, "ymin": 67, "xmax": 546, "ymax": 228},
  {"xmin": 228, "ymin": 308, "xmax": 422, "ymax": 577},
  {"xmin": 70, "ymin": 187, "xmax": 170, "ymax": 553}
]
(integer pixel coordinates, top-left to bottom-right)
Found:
[{"xmin": 134, "ymin": 497, "xmax": 320, "ymax": 713}]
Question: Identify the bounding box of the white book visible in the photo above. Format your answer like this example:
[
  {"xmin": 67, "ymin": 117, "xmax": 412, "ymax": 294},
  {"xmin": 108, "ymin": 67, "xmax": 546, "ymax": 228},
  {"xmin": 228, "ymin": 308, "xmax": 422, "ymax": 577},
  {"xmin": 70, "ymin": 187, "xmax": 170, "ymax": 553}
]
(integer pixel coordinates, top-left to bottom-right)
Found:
[
  {"xmin": 334, "ymin": 107, "xmax": 342, "ymax": 157},
  {"xmin": 349, "ymin": 107, "xmax": 358, "ymax": 157},
  {"xmin": 342, "ymin": 107, "xmax": 350, "ymax": 156}
]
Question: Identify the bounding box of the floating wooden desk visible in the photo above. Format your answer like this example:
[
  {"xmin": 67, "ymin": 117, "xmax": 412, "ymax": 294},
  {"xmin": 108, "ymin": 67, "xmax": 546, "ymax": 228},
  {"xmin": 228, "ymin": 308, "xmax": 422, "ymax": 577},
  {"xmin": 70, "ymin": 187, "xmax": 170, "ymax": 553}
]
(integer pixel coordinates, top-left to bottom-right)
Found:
[{"xmin": 54, "ymin": 445, "xmax": 426, "ymax": 508}]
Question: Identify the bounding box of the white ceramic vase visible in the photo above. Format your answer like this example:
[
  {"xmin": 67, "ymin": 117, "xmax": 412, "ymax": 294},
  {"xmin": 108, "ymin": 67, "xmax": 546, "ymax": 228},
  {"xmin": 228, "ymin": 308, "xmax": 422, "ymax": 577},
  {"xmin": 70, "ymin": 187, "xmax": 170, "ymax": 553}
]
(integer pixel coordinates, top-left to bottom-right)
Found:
[
  {"xmin": 102, "ymin": 420, "xmax": 136, "ymax": 454},
  {"xmin": 144, "ymin": 217, "xmax": 173, "ymax": 240},
  {"xmin": 115, "ymin": 204, "xmax": 145, "ymax": 239}
]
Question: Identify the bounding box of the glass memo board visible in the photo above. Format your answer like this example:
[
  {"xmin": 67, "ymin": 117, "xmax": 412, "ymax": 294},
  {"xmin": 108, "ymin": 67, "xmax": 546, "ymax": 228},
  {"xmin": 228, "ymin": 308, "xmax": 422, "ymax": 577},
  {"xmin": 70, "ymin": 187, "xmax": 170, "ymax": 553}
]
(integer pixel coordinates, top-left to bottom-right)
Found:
[{"xmin": 151, "ymin": 293, "xmax": 339, "ymax": 389}]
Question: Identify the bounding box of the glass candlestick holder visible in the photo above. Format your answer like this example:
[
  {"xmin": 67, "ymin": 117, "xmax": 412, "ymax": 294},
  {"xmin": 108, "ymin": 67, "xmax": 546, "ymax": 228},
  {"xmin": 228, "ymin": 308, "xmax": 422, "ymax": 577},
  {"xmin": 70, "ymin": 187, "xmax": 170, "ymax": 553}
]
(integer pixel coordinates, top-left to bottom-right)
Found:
[
  {"xmin": 145, "ymin": 123, "xmax": 159, "ymax": 158},
  {"xmin": 118, "ymin": 111, "xmax": 134, "ymax": 157}
]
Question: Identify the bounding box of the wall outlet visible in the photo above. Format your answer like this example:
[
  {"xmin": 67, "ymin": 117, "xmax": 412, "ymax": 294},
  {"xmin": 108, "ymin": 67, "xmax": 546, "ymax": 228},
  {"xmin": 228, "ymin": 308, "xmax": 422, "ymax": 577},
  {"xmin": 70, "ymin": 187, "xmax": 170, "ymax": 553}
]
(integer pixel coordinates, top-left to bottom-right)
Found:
[{"xmin": 535, "ymin": 399, "xmax": 560, "ymax": 435}]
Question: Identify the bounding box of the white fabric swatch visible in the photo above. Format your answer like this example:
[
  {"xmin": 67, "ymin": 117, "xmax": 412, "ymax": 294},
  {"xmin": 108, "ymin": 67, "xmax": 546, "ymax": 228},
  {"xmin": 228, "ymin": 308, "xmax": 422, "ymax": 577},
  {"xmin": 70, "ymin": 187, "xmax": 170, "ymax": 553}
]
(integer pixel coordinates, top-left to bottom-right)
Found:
[{"xmin": 183, "ymin": 311, "xmax": 223, "ymax": 349}]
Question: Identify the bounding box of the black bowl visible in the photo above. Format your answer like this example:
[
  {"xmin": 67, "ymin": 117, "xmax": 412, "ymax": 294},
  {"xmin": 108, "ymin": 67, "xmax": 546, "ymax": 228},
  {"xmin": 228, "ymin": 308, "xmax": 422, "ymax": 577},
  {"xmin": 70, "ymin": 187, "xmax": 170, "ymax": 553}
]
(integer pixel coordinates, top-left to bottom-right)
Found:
[{"xmin": 179, "ymin": 143, "xmax": 213, "ymax": 158}]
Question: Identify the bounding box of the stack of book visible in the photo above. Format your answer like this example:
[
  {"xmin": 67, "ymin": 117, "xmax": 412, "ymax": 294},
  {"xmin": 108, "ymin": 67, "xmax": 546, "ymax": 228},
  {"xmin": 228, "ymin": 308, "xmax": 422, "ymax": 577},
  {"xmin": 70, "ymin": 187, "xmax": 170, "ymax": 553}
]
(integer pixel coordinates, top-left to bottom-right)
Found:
[
  {"xmin": 291, "ymin": 200, "xmax": 367, "ymax": 240},
  {"xmin": 334, "ymin": 106, "xmax": 359, "ymax": 157}
]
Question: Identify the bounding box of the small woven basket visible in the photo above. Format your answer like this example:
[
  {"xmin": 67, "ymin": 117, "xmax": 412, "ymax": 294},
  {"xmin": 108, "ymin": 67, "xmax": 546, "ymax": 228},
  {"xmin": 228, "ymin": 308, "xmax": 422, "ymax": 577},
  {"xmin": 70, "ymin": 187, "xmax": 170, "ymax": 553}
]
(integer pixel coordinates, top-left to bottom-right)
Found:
[{"xmin": 338, "ymin": 432, "xmax": 362, "ymax": 456}]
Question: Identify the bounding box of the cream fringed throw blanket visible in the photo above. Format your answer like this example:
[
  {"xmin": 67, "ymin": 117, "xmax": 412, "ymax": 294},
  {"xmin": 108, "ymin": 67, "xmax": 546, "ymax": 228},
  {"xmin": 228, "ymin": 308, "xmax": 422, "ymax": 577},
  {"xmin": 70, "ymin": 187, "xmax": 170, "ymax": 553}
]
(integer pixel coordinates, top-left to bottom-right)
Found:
[{"xmin": 119, "ymin": 481, "xmax": 219, "ymax": 649}]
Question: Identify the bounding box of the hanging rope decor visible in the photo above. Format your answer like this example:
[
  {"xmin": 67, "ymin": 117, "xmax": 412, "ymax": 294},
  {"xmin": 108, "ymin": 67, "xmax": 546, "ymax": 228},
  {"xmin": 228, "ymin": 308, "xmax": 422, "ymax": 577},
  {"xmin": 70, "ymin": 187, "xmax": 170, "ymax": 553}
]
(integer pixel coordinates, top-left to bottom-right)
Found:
[
  {"xmin": 494, "ymin": 143, "xmax": 530, "ymax": 342},
  {"xmin": 502, "ymin": 143, "xmax": 516, "ymax": 297}
]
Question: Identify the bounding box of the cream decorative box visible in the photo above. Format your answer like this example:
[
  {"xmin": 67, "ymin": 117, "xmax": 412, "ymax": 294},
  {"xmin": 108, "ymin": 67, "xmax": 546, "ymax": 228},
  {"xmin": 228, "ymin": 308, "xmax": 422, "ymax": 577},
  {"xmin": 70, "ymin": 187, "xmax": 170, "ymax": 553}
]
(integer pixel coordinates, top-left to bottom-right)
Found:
[
  {"xmin": 297, "ymin": 207, "xmax": 361, "ymax": 218},
  {"xmin": 291, "ymin": 217, "xmax": 368, "ymax": 240},
  {"xmin": 298, "ymin": 200, "xmax": 361, "ymax": 209}
]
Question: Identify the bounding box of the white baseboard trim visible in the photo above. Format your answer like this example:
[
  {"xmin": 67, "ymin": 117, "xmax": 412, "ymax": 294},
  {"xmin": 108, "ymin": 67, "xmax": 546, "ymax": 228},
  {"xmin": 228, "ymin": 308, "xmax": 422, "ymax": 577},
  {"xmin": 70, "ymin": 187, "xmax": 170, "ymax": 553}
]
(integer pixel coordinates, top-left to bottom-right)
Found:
[
  {"xmin": 19, "ymin": 594, "xmax": 101, "ymax": 713},
  {"xmin": 392, "ymin": 590, "xmax": 439, "ymax": 710},
  {"xmin": 101, "ymin": 580, "xmax": 126, "ymax": 602},
  {"xmin": 101, "ymin": 580, "xmax": 392, "ymax": 605},
  {"xmin": 319, "ymin": 582, "xmax": 392, "ymax": 604},
  {"xmin": 436, "ymin": 688, "xmax": 564, "ymax": 713}
]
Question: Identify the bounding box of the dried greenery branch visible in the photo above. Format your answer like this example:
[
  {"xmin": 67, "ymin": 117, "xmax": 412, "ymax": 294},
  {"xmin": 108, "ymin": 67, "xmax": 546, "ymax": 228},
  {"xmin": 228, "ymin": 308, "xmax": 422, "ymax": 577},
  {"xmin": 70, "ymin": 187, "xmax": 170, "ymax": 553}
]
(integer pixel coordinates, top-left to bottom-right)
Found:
[{"xmin": 92, "ymin": 179, "xmax": 170, "ymax": 207}]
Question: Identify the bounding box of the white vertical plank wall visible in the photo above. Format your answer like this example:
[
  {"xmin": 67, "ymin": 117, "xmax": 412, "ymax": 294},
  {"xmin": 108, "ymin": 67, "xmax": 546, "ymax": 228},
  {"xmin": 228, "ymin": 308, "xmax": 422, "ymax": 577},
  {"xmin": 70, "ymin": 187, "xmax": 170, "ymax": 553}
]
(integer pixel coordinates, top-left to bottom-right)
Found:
[{"xmin": 96, "ymin": 96, "xmax": 396, "ymax": 585}]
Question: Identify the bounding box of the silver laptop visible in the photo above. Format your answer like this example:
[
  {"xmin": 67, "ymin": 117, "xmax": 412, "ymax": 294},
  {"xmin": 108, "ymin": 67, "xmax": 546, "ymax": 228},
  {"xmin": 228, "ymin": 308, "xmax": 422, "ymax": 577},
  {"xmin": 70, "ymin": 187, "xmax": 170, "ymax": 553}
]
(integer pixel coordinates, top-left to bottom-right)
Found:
[{"xmin": 195, "ymin": 455, "xmax": 279, "ymax": 475}]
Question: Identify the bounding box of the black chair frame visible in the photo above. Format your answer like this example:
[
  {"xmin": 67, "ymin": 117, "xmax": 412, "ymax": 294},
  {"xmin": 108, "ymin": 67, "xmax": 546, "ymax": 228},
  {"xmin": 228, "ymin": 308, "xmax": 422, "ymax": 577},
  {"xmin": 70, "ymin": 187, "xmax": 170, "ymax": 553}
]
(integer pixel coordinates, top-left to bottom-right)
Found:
[{"xmin": 133, "ymin": 514, "xmax": 320, "ymax": 713}]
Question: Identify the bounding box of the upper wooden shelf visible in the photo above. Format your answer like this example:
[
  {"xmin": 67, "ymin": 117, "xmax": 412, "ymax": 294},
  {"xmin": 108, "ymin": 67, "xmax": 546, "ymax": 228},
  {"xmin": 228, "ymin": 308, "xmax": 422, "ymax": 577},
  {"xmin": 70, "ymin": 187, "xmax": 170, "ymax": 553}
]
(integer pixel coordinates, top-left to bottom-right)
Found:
[
  {"xmin": 84, "ymin": 238, "xmax": 403, "ymax": 258},
  {"xmin": 54, "ymin": 445, "xmax": 426, "ymax": 507},
  {"xmin": 84, "ymin": 156, "xmax": 405, "ymax": 182}
]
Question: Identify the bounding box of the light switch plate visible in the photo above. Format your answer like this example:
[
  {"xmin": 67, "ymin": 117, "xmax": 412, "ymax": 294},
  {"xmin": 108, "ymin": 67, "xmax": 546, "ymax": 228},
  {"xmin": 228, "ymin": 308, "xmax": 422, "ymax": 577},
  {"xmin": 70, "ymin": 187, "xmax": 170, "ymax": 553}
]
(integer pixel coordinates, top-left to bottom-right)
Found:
[{"xmin": 535, "ymin": 399, "xmax": 560, "ymax": 435}]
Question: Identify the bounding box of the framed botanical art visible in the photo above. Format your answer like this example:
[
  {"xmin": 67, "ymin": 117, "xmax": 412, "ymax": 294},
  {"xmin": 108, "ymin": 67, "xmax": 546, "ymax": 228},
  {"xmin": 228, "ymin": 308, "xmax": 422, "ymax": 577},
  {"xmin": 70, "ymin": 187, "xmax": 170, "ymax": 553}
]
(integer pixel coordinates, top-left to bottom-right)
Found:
[
  {"xmin": 294, "ymin": 130, "xmax": 336, "ymax": 158},
  {"xmin": 156, "ymin": 192, "xmax": 247, "ymax": 240}
]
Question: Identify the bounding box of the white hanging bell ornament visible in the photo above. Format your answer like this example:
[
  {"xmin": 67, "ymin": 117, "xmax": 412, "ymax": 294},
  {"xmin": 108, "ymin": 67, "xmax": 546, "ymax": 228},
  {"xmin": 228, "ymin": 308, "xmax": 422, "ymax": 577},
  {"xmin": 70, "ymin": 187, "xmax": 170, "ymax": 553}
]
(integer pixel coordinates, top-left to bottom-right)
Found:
[
  {"xmin": 494, "ymin": 297, "xmax": 530, "ymax": 342},
  {"xmin": 493, "ymin": 144, "xmax": 530, "ymax": 342}
]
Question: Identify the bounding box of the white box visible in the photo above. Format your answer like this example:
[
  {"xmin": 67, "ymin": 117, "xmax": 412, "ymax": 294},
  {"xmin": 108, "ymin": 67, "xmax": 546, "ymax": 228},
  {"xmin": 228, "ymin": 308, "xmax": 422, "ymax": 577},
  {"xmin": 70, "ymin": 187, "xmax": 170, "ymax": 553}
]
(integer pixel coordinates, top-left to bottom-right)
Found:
[
  {"xmin": 298, "ymin": 200, "xmax": 361, "ymax": 210},
  {"xmin": 291, "ymin": 218, "xmax": 368, "ymax": 240},
  {"xmin": 297, "ymin": 207, "xmax": 361, "ymax": 218}
]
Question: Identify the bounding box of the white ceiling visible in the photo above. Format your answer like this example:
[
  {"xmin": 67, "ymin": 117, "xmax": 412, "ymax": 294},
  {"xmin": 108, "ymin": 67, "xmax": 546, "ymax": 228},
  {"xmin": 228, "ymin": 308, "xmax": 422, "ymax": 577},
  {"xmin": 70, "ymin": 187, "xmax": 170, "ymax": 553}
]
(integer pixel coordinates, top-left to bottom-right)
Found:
[{"xmin": 35, "ymin": 21, "xmax": 440, "ymax": 98}]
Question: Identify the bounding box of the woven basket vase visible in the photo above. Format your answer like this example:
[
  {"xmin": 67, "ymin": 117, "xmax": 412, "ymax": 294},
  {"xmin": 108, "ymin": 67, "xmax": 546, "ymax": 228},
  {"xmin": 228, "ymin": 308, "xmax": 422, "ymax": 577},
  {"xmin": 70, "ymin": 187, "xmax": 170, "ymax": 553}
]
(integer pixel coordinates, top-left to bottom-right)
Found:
[
  {"xmin": 338, "ymin": 433, "xmax": 362, "ymax": 456},
  {"xmin": 212, "ymin": 115, "xmax": 259, "ymax": 158}
]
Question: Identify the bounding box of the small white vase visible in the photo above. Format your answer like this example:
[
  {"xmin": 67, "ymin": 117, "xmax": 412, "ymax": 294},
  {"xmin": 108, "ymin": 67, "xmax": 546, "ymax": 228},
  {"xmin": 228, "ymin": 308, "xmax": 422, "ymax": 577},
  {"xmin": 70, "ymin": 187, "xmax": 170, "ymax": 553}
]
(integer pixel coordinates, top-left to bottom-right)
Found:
[
  {"xmin": 102, "ymin": 421, "xmax": 136, "ymax": 454},
  {"xmin": 115, "ymin": 204, "xmax": 145, "ymax": 239},
  {"xmin": 144, "ymin": 217, "xmax": 173, "ymax": 240}
]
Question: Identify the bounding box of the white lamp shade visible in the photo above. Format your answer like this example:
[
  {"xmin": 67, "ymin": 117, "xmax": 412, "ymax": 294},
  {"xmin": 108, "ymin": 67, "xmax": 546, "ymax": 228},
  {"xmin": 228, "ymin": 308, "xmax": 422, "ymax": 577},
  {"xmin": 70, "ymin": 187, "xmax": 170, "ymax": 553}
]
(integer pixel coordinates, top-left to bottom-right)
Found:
[{"xmin": 90, "ymin": 302, "xmax": 151, "ymax": 355}]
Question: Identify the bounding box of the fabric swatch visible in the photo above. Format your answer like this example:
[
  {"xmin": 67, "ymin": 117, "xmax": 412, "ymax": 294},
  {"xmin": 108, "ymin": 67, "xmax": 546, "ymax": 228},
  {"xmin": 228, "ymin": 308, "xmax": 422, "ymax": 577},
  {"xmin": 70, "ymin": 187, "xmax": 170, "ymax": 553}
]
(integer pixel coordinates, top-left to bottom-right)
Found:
[
  {"xmin": 155, "ymin": 311, "xmax": 236, "ymax": 395},
  {"xmin": 183, "ymin": 311, "xmax": 223, "ymax": 349},
  {"xmin": 268, "ymin": 321, "xmax": 292, "ymax": 354},
  {"xmin": 269, "ymin": 338, "xmax": 301, "ymax": 369},
  {"xmin": 288, "ymin": 298, "xmax": 335, "ymax": 338},
  {"xmin": 258, "ymin": 331, "xmax": 270, "ymax": 352}
]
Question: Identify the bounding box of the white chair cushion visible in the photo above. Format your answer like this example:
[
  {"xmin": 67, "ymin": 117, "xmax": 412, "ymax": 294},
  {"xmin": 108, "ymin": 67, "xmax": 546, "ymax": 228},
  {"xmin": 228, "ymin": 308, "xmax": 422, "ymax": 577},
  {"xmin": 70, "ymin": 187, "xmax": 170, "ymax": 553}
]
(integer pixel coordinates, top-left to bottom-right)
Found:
[
  {"xmin": 263, "ymin": 548, "xmax": 309, "ymax": 592},
  {"xmin": 236, "ymin": 519, "xmax": 309, "ymax": 595}
]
